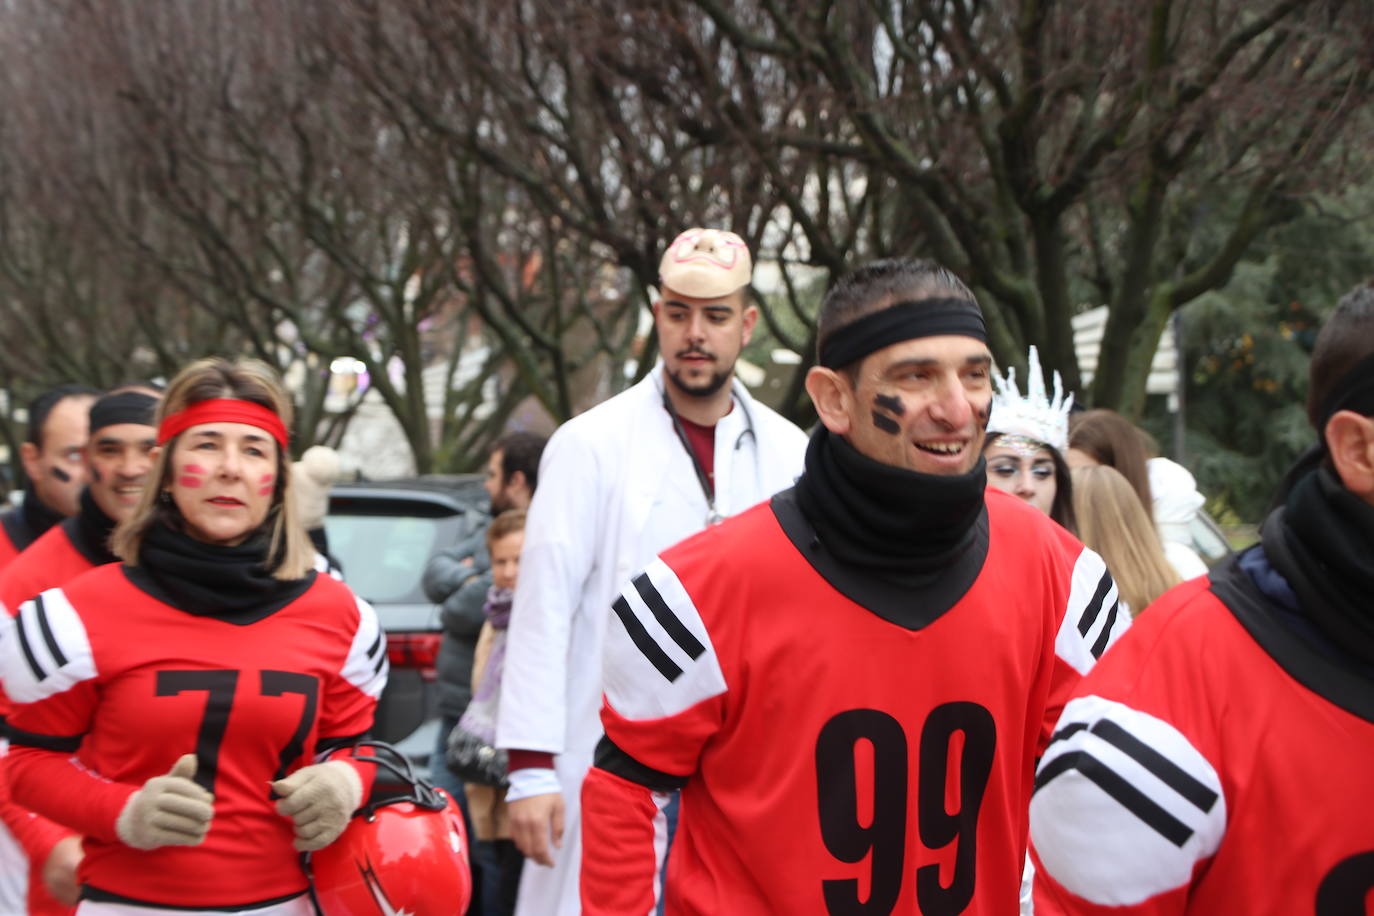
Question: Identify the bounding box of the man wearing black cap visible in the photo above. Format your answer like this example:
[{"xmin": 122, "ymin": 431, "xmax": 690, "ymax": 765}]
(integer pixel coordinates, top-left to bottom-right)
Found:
[
  {"xmin": 1028, "ymin": 283, "xmax": 1374, "ymax": 913},
  {"xmin": 0, "ymin": 388, "xmax": 160, "ymax": 608},
  {"xmin": 0, "ymin": 385, "xmax": 100, "ymax": 570},
  {"xmin": 580, "ymin": 259, "xmax": 1128, "ymax": 914},
  {"xmin": 0, "ymin": 386, "xmax": 159, "ymax": 914}
]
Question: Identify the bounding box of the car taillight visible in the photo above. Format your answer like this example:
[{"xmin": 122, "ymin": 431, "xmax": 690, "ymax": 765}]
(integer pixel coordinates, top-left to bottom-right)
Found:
[{"xmin": 386, "ymin": 632, "xmax": 442, "ymax": 681}]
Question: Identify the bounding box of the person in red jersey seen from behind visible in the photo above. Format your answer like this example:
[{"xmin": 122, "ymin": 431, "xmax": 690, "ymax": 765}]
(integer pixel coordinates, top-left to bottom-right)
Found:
[
  {"xmin": 581, "ymin": 258, "xmax": 1130, "ymax": 915},
  {"xmin": 1029, "ymin": 282, "xmax": 1374, "ymax": 914},
  {"xmin": 0, "ymin": 358, "xmax": 387, "ymax": 915}
]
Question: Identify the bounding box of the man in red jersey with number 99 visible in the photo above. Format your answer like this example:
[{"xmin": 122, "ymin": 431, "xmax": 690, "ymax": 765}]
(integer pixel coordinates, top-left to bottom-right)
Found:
[{"xmin": 581, "ymin": 259, "xmax": 1129, "ymax": 915}]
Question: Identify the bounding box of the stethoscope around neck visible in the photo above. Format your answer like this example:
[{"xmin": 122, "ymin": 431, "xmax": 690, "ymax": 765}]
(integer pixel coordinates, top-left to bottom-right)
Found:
[{"xmin": 657, "ymin": 376, "xmax": 758, "ymax": 526}]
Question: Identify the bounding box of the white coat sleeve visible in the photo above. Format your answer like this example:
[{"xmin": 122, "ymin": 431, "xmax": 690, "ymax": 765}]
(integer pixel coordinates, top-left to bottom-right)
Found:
[{"xmin": 495, "ymin": 424, "xmax": 604, "ymax": 755}]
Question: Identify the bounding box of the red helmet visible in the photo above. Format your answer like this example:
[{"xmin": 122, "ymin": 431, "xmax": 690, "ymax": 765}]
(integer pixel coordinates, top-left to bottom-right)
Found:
[{"xmin": 311, "ymin": 743, "xmax": 472, "ymax": 916}]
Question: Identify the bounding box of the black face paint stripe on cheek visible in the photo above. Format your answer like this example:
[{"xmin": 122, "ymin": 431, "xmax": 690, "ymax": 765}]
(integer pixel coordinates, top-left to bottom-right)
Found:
[
  {"xmin": 873, "ymin": 393, "xmax": 905, "ymax": 415},
  {"xmin": 90, "ymin": 467, "xmax": 103, "ymax": 483},
  {"xmin": 50, "ymin": 466, "xmax": 72, "ymax": 483},
  {"xmin": 871, "ymin": 411, "xmax": 901, "ymax": 435}
]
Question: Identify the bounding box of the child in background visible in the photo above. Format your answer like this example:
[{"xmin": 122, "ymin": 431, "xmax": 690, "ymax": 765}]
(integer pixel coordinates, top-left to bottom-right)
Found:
[{"xmin": 456, "ymin": 509, "xmax": 527, "ymax": 916}]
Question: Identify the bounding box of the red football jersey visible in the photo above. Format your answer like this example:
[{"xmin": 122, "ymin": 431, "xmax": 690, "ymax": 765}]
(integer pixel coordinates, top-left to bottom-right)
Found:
[
  {"xmin": 1029, "ymin": 556, "xmax": 1374, "ymax": 915},
  {"xmin": 0, "ymin": 521, "xmax": 99, "ymax": 616},
  {"xmin": 583, "ymin": 489, "xmax": 1128, "ymax": 916},
  {"xmin": 0, "ymin": 563, "xmax": 387, "ymax": 909},
  {"xmin": 0, "ymin": 521, "xmax": 100, "ymax": 916},
  {"xmin": 0, "ymin": 522, "xmax": 21, "ymax": 571}
]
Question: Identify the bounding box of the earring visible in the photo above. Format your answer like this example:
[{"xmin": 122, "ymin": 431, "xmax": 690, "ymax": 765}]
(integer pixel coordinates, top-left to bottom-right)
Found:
[{"xmin": 159, "ymin": 491, "xmax": 172, "ymax": 504}]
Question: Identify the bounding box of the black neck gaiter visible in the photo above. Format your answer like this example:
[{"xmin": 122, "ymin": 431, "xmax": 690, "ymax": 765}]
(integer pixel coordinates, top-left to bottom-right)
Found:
[
  {"xmin": 133, "ymin": 517, "xmax": 314, "ymax": 623},
  {"xmin": 20, "ymin": 484, "xmax": 65, "ymax": 542},
  {"xmin": 1263, "ymin": 466, "xmax": 1374, "ymax": 667},
  {"xmin": 67, "ymin": 488, "xmax": 118, "ymax": 566},
  {"xmin": 793, "ymin": 426, "xmax": 988, "ymax": 580}
]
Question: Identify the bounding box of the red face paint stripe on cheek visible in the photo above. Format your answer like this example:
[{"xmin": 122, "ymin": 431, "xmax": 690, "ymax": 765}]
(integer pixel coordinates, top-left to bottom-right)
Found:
[
  {"xmin": 184, "ymin": 464, "xmax": 208, "ymax": 475},
  {"xmin": 259, "ymin": 473, "xmax": 275, "ymax": 484},
  {"xmin": 179, "ymin": 476, "xmax": 204, "ymax": 488},
  {"xmin": 258, "ymin": 486, "xmax": 274, "ymax": 496}
]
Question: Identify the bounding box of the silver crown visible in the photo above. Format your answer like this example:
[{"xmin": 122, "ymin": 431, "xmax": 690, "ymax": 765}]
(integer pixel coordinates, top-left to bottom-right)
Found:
[{"xmin": 986, "ymin": 345, "xmax": 1073, "ymax": 452}]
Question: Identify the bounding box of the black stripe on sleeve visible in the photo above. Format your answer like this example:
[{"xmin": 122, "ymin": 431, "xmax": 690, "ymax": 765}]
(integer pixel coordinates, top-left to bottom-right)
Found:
[
  {"xmin": 366, "ymin": 631, "xmax": 383, "ymax": 662},
  {"xmin": 1045, "ymin": 721, "xmax": 1089, "ymax": 750},
  {"xmin": 611, "ymin": 596, "xmax": 682, "ymax": 682},
  {"xmin": 6, "ymin": 725, "xmax": 82, "ymax": 753},
  {"xmin": 594, "ymin": 733, "xmax": 688, "ymax": 793},
  {"xmin": 631, "ymin": 573, "xmax": 705, "ymax": 661},
  {"xmin": 1034, "ymin": 750, "xmax": 1194, "ymax": 847},
  {"xmin": 1090, "ymin": 599, "xmax": 1121, "ymax": 659},
  {"xmin": 1077, "ymin": 569, "xmax": 1114, "ymax": 637},
  {"xmin": 14, "ymin": 610, "xmax": 49, "ymax": 682},
  {"xmin": 33, "ymin": 595, "xmax": 69, "ymax": 669},
  {"xmin": 1090, "ymin": 719, "xmax": 1219, "ymax": 812}
]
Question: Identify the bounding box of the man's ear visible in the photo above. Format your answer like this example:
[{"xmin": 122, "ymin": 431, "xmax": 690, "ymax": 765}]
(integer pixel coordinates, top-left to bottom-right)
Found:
[
  {"xmin": 19, "ymin": 441, "xmax": 40, "ymax": 479},
  {"xmin": 805, "ymin": 366, "xmax": 854, "ymax": 436},
  {"xmin": 740, "ymin": 304, "xmax": 759, "ymax": 347},
  {"xmin": 1325, "ymin": 410, "xmax": 1374, "ymax": 503},
  {"xmin": 507, "ymin": 469, "xmax": 529, "ymax": 500}
]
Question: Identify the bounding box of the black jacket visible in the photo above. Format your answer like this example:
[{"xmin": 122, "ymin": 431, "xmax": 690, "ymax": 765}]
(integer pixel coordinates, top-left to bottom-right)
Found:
[{"xmin": 422, "ymin": 521, "xmax": 492, "ymax": 720}]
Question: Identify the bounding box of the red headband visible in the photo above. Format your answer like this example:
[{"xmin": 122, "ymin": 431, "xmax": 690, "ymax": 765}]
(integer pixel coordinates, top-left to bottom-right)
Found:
[{"xmin": 158, "ymin": 398, "xmax": 289, "ymax": 451}]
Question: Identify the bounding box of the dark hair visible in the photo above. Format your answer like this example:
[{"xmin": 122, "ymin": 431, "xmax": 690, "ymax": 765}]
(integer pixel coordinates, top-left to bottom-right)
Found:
[
  {"xmin": 1068, "ymin": 409, "xmax": 1153, "ymax": 517},
  {"xmin": 816, "ymin": 258, "xmax": 977, "ymax": 375},
  {"xmin": 1307, "ymin": 278, "xmax": 1374, "ymax": 430},
  {"xmin": 110, "ymin": 379, "xmax": 166, "ymax": 395},
  {"xmin": 494, "ymin": 432, "xmax": 548, "ymax": 493},
  {"xmin": 487, "ymin": 507, "xmax": 528, "ymax": 547},
  {"xmin": 26, "ymin": 384, "xmax": 101, "ymax": 447},
  {"xmin": 1049, "ymin": 446, "xmax": 1078, "ymax": 535}
]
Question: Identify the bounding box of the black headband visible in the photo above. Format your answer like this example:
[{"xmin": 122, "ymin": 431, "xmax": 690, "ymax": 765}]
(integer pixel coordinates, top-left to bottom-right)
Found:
[
  {"xmin": 818, "ymin": 297, "xmax": 988, "ymax": 369},
  {"xmin": 89, "ymin": 391, "xmax": 158, "ymax": 433},
  {"xmin": 1318, "ymin": 350, "xmax": 1374, "ymax": 429}
]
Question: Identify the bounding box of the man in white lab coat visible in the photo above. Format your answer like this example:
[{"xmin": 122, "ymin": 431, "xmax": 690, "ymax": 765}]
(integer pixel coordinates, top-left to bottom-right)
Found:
[{"xmin": 495, "ymin": 228, "xmax": 809, "ymax": 916}]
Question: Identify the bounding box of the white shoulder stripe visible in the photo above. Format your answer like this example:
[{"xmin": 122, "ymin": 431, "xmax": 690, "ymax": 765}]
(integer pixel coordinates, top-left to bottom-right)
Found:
[
  {"xmin": 1030, "ymin": 695, "xmax": 1226, "ymax": 906},
  {"xmin": 313, "ymin": 551, "xmax": 344, "ymax": 581},
  {"xmin": 339, "ymin": 594, "xmax": 387, "ymax": 700},
  {"xmin": 0, "ymin": 588, "xmax": 96, "ymax": 704},
  {"xmin": 1056, "ymin": 547, "xmax": 1130, "ymax": 675},
  {"xmin": 603, "ymin": 557, "xmax": 726, "ymax": 722}
]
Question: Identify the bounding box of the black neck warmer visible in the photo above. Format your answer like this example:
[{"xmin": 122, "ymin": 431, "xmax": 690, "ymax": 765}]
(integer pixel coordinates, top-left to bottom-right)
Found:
[
  {"xmin": 793, "ymin": 426, "xmax": 988, "ymax": 578},
  {"xmin": 1263, "ymin": 466, "xmax": 1374, "ymax": 667},
  {"xmin": 19, "ymin": 484, "xmax": 65, "ymax": 543},
  {"xmin": 64, "ymin": 488, "xmax": 118, "ymax": 566},
  {"xmin": 129, "ymin": 517, "xmax": 315, "ymax": 624}
]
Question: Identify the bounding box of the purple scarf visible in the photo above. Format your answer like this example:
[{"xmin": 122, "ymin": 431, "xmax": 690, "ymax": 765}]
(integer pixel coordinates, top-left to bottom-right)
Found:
[{"xmin": 460, "ymin": 586, "xmax": 513, "ymax": 742}]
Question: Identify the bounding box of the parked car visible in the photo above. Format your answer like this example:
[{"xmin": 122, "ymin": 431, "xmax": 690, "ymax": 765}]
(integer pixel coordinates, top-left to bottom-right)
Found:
[
  {"xmin": 325, "ymin": 476, "xmax": 487, "ymax": 771},
  {"xmin": 1189, "ymin": 508, "xmax": 1234, "ymax": 568}
]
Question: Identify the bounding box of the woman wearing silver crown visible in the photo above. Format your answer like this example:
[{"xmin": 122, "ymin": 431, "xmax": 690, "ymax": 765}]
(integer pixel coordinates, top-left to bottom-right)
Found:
[{"xmin": 983, "ymin": 345, "xmax": 1078, "ymax": 533}]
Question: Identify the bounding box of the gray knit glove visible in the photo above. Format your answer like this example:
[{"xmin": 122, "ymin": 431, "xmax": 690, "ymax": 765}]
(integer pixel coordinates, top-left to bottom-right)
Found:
[
  {"xmin": 115, "ymin": 754, "xmax": 214, "ymax": 850},
  {"xmin": 271, "ymin": 760, "xmax": 362, "ymax": 851}
]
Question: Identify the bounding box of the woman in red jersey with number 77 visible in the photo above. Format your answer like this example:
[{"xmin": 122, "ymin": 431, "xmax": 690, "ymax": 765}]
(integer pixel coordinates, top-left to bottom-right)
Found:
[{"xmin": 0, "ymin": 358, "xmax": 388, "ymax": 915}]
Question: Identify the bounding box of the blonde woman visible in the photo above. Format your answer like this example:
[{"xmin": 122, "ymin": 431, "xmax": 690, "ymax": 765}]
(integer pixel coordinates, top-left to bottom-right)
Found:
[
  {"xmin": 1072, "ymin": 464, "xmax": 1181, "ymax": 617},
  {"xmin": 0, "ymin": 358, "xmax": 387, "ymax": 915}
]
